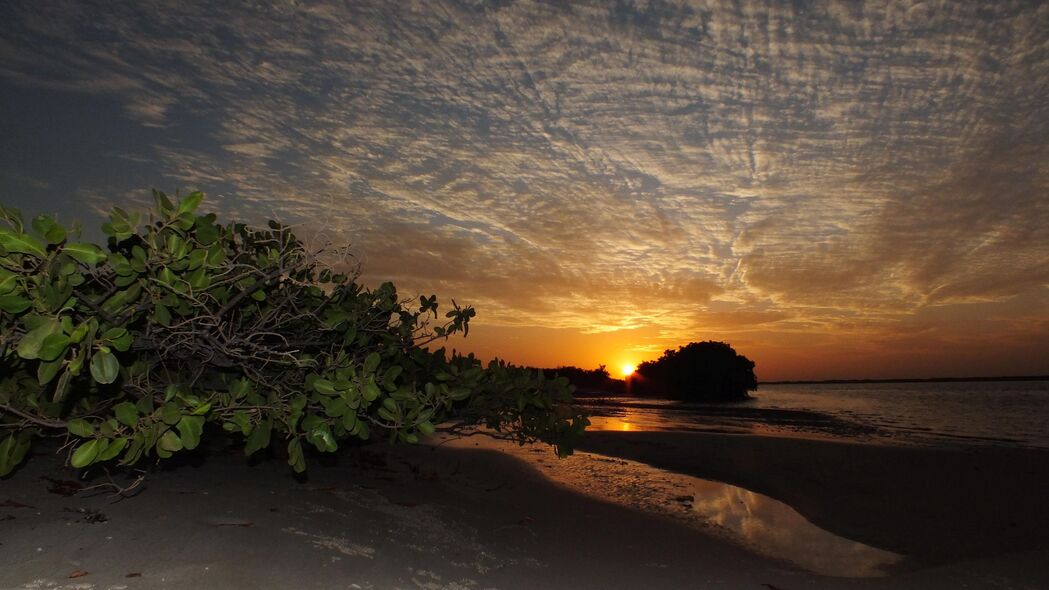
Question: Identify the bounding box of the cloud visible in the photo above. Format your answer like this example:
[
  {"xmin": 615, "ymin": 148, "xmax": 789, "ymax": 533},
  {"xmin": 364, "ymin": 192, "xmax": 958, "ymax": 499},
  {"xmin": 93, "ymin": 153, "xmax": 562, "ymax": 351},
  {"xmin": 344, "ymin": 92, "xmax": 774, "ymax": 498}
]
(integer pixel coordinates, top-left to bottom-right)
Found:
[{"xmin": 1, "ymin": 0, "xmax": 1047, "ymax": 377}]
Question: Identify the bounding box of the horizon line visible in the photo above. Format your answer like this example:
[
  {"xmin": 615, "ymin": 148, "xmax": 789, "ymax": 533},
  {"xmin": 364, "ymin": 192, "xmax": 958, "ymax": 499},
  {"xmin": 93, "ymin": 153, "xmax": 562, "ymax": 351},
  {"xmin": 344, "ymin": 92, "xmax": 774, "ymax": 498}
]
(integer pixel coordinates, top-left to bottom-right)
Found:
[{"xmin": 759, "ymin": 375, "xmax": 1049, "ymax": 386}]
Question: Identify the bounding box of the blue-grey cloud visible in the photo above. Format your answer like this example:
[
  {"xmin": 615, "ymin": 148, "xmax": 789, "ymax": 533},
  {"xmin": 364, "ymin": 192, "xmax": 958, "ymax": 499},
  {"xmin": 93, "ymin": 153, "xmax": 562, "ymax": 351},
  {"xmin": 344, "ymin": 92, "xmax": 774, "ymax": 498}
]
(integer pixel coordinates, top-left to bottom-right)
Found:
[{"xmin": 1, "ymin": 0, "xmax": 1047, "ymax": 375}]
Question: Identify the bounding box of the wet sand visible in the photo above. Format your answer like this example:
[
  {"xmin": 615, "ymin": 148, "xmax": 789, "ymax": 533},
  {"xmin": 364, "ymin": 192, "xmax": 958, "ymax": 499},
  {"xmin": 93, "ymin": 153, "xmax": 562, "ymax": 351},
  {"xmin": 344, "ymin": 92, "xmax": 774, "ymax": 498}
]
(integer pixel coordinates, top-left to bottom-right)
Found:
[
  {"xmin": 1, "ymin": 433, "xmax": 1047, "ymax": 589},
  {"xmin": 577, "ymin": 431, "xmax": 1049, "ymax": 563}
]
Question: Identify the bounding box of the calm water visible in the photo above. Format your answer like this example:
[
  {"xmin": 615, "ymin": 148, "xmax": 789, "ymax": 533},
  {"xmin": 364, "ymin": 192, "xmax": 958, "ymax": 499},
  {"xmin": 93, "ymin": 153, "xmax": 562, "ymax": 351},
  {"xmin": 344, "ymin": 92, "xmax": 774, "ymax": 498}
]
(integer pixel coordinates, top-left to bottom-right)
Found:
[
  {"xmin": 586, "ymin": 380, "xmax": 1049, "ymax": 449},
  {"xmin": 481, "ymin": 437, "xmax": 904, "ymax": 577}
]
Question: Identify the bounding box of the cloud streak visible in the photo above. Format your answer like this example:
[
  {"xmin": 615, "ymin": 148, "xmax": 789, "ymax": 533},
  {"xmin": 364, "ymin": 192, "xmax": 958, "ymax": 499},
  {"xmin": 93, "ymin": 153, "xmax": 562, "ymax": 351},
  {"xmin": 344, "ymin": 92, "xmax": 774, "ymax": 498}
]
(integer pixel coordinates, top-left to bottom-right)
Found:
[{"xmin": 1, "ymin": 0, "xmax": 1047, "ymax": 378}]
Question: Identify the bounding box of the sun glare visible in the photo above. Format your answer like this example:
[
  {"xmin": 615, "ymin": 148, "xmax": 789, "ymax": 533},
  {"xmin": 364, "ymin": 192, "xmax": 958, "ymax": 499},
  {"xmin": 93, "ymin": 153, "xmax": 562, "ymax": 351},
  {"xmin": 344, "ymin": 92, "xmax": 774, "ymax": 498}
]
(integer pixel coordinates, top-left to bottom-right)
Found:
[{"xmin": 620, "ymin": 363, "xmax": 636, "ymax": 377}]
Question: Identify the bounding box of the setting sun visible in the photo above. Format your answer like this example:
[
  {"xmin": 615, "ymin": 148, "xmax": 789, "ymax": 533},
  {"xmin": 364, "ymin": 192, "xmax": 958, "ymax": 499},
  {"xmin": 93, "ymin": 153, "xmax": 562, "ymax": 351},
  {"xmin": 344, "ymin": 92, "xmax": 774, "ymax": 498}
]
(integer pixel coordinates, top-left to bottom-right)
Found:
[{"xmin": 620, "ymin": 363, "xmax": 636, "ymax": 377}]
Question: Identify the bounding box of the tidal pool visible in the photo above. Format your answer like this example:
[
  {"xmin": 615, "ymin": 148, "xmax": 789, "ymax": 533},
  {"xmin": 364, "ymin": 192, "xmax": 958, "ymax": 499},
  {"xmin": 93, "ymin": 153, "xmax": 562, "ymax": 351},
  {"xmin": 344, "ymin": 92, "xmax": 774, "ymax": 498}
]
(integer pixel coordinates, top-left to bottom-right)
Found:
[{"xmin": 456, "ymin": 435, "xmax": 905, "ymax": 578}]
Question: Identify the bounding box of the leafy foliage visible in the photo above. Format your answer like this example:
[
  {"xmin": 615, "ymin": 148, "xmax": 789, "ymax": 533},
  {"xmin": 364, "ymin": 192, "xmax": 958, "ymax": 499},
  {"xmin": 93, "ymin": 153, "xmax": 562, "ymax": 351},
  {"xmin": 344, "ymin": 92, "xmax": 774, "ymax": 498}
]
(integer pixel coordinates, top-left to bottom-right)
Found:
[
  {"xmin": 546, "ymin": 365, "xmax": 625, "ymax": 395},
  {"xmin": 0, "ymin": 192, "xmax": 588, "ymax": 477},
  {"xmin": 635, "ymin": 341, "xmax": 757, "ymax": 401}
]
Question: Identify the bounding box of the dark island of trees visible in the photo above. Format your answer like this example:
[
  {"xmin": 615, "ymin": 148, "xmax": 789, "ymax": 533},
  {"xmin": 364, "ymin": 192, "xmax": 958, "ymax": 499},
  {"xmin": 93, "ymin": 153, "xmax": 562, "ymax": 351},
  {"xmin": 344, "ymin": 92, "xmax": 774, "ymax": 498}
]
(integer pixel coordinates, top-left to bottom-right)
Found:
[{"xmin": 548, "ymin": 341, "xmax": 758, "ymax": 402}]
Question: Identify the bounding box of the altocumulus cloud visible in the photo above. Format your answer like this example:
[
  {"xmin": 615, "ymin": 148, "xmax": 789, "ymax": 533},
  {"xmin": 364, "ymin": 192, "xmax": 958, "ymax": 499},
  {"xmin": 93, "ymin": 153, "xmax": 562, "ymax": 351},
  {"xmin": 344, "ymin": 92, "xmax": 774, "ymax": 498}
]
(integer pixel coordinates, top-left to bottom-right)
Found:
[{"xmin": 1, "ymin": 0, "xmax": 1048, "ymax": 376}]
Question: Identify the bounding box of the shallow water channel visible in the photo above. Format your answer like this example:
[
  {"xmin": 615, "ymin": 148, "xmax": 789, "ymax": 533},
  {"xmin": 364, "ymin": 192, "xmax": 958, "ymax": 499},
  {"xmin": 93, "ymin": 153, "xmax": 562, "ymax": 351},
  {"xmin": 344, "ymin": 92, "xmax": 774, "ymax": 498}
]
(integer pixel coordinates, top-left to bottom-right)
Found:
[{"xmin": 454, "ymin": 437, "xmax": 904, "ymax": 578}]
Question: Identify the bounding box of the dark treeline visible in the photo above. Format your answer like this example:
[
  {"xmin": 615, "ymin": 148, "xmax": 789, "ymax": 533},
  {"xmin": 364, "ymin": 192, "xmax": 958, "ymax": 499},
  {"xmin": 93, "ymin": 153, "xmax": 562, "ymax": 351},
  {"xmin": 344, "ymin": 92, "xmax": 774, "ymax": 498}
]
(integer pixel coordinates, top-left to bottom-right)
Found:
[
  {"xmin": 543, "ymin": 365, "xmax": 626, "ymax": 396},
  {"xmin": 542, "ymin": 341, "xmax": 758, "ymax": 402}
]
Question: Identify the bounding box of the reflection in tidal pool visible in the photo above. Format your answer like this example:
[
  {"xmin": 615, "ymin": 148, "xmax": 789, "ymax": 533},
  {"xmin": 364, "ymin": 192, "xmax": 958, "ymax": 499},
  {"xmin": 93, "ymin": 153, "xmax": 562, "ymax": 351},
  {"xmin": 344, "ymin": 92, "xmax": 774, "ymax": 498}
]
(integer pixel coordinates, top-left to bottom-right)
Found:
[
  {"xmin": 455, "ymin": 435, "xmax": 904, "ymax": 578},
  {"xmin": 687, "ymin": 479, "xmax": 902, "ymax": 577}
]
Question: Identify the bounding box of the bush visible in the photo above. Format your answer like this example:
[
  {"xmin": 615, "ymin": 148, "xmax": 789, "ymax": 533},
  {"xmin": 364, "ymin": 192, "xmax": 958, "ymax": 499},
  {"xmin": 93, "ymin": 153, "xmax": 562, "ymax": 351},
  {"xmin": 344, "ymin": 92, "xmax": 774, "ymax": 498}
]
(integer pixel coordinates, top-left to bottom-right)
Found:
[
  {"xmin": 0, "ymin": 191, "xmax": 588, "ymax": 477},
  {"xmin": 546, "ymin": 365, "xmax": 625, "ymax": 395},
  {"xmin": 635, "ymin": 341, "xmax": 757, "ymax": 401}
]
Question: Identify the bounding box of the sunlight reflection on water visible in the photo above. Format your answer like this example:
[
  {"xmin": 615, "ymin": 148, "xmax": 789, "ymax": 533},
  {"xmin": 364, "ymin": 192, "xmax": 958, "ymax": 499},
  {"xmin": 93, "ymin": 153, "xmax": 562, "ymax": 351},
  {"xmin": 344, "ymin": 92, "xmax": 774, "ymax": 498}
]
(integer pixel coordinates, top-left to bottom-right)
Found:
[
  {"xmin": 687, "ymin": 479, "xmax": 902, "ymax": 577},
  {"xmin": 458, "ymin": 435, "xmax": 904, "ymax": 578}
]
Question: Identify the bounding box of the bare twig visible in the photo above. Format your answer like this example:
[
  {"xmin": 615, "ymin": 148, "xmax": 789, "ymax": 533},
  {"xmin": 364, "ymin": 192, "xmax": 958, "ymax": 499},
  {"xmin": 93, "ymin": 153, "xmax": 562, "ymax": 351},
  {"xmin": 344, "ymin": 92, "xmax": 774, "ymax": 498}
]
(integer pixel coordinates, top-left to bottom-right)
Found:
[
  {"xmin": 79, "ymin": 469, "xmax": 147, "ymax": 501},
  {"xmin": 0, "ymin": 404, "xmax": 67, "ymax": 429}
]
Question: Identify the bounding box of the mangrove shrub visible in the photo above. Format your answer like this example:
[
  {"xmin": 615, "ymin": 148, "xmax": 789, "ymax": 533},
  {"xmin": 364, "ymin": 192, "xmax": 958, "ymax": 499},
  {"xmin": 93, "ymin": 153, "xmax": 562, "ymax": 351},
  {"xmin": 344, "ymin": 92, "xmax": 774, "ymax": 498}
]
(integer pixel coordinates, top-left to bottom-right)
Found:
[
  {"xmin": 0, "ymin": 192, "xmax": 587, "ymax": 476},
  {"xmin": 635, "ymin": 341, "xmax": 757, "ymax": 401}
]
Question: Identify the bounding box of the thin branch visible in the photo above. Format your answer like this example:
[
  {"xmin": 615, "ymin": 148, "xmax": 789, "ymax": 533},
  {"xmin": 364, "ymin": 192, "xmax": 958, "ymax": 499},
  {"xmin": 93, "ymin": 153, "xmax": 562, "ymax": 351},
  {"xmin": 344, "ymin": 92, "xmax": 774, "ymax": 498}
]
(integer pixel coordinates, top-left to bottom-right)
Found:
[
  {"xmin": 79, "ymin": 469, "xmax": 147, "ymax": 501},
  {"xmin": 0, "ymin": 404, "xmax": 67, "ymax": 429}
]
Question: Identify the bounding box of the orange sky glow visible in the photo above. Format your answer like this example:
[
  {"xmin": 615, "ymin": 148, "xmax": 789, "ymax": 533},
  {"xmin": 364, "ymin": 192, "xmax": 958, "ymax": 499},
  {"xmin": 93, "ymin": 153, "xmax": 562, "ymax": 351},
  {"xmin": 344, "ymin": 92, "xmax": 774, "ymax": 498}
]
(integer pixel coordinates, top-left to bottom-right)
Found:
[{"xmin": 2, "ymin": 2, "xmax": 1047, "ymax": 381}]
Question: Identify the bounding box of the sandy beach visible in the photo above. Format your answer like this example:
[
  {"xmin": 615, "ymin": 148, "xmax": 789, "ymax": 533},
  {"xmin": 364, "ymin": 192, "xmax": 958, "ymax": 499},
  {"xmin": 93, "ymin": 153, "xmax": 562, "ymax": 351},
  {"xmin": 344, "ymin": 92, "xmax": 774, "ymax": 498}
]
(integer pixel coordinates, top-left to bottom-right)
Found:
[{"xmin": 2, "ymin": 429, "xmax": 1047, "ymax": 590}]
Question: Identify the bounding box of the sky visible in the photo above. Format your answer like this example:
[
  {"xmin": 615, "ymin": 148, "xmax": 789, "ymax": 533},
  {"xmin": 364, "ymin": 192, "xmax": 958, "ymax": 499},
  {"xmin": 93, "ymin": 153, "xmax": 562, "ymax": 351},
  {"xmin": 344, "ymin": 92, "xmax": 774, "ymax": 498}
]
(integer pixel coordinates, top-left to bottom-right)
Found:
[{"xmin": 1, "ymin": 0, "xmax": 1048, "ymax": 381}]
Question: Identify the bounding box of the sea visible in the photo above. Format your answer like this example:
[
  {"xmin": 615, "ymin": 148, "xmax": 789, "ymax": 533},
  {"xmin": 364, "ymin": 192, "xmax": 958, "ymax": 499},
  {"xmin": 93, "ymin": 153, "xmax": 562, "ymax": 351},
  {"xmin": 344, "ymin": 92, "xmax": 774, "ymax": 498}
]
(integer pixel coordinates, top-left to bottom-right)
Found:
[{"xmin": 582, "ymin": 379, "xmax": 1049, "ymax": 449}]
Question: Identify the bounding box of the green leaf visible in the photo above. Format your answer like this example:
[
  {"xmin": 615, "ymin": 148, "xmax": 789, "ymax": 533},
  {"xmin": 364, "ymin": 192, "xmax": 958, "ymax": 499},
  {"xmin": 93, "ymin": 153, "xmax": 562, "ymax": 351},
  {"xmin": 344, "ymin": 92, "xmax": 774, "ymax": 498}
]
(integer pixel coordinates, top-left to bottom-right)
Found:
[
  {"xmin": 322, "ymin": 397, "xmax": 347, "ymax": 418},
  {"xmin": 99, "ymin": 419, "xmax": 116, "ymax": 437},
  {"xmin": 121, "ymin": 435, "xmax": 145, "ymax": 466},
  {"xmin": 153, "ymin": 189, "xmax": 175, "ymax": 215},
  {"xmin": 101, "ymin": 327, "xmax": 127, "ymax": 340},
  {"xmin": 158, "ymin": 430, "xmax": 183, "ymax": 453},
  {"xmin": 63, "ymin": 242, "xmax": 107, "ymax": 265},
  {"xmin": 307, "ymin": 425, "xmax": 337, "ymax": 453},
  {"xmin": 363, "ymin": 352, "xmax": 381, "ymax": 374},
  {"xmin": 187, "ymin": 267, "xmax": 210, "ymax": 290},
  {"xmin": 70, "ymin": 439, "xmax": 102, "ymax": 468},
  {"xmin": 89, "ymin": 350, "xmax": 120, "ymax": 384},
  {"xmin": 158, "ymin": 267, "xmax": 177, "ymax": 287},
  {"xmin": 228, "ymin": 379, "xmax": 252, "ymax": 400},
  {"xmin": 32, "ymin": 214, "xmax": 66, "ymax": 244},
  {"xmin": 153, "ymin": 303, "xmax": 171, "ymax": 326},
  {"xmin": 114, "ymin": 402, "xmax": 139, "ymax": 428},
  {"xmin": 312, "ymin": 379, "xmax": 337, "ymax": 395},
  {"xmin": 97, "ymin": 437, "xmax": 128, "ymax": 462},
  {"xmin": 108, "ymin": 330, "xmax": 133, "ymax": 352},
  {"xmin": 160, "ymin": 402, "xmax": 182, "ymax": 426},
  {"xmin": 195, "ymin": 223, "xmax": 219, "ymax": 245},
  {"xmin": 282, "ymin": 395, "xmax": 304, "ymax": 430},
  {"xmin": 66, "ymin": 348, "xmax": 85, "ymax": 376},
  {"xmin": 177, "ymin": 191, "xmax": 204, "ymax": 216},
  {"xmin": 287, "ymin": 439, "xmax": 306, "ymax": 473},
  {"xmin": 0, "ymin": 268, "xmax": 17, "ymax": 294},
  {"xmin": 383, "ymin": 365, "xmax": 403, "ymax": 390},
  {"xmin": 230, "ymin": 411, "xmax": 251, "ymax": 435},
  {"xmin": 38, "ymin": 334, "xmax": 71, "ymax": 362},
  {"xmin": 52, "ymin": 369, "xmax": 72, "ymax": 403},
  {"xmin": 37, "ymin": 358, "xmax": 63, "ymax": 385},
  {"xmin": 135, "ymin": 395, "xmax": 154, "ymax": 415},
  {"xmin": 363, "ymin": 378, "xmax": 380, "ymax": 402},
  {"xmin": 67, "ymin": 418, "xmax": 94, "ymax": 437},
  {"xmin": 341, "ymin": 410, "xmax": 358, "ymax": 431},
  {"xmin": 0, "ymin": 435, "xmax": 31, "ymax": 477},
  {"xmin": 244, "ymin": 419, "xmax": 272, "ymax": 456},
  {"xmin": 69, "ymin": 322, "xmax": 89, "ymax": 343},
  {"xmin": 0, "ymin": 227, "xmax": 47, "ymax": 257},
  {"xmin": 176, "ymin": 416, "xmax": 204, "ymax": 450},
  {"xmin": 16, "ymin": 320, "xmax": 60, "ymax": 360},
  {"xmin": 206, "ymin": 243, "xmax": 225, "ymax": 265},
  {"xmin": 0, "ymin": 295, "xmax": 30, "ymax": 314}
]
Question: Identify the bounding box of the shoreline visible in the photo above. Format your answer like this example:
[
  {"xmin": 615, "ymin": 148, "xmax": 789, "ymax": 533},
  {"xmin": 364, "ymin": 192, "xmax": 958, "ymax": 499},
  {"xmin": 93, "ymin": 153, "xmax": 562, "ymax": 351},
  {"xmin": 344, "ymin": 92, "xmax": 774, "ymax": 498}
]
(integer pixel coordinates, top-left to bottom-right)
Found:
[
  {"xmin": 577, "ymin": 391, "xmax": 1049, "ymax": 450},
  {"xmin": 576, "ymin": 430, "xmax": 1049, "ymax": 563},
  {"xmin": 1, "ymin": 431, "xmax": 1047, "ymax": 589}
]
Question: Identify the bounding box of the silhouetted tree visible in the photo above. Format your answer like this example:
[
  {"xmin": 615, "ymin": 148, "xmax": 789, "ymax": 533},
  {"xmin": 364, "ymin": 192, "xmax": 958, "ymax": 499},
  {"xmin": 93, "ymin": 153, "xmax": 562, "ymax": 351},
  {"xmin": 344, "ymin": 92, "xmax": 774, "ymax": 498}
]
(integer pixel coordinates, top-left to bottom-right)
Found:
[
  {"xmin": 635, "ymin": 341, "xmax": 756, "ymax": 401},
  {"xmin": 545, "ymin": 365, "xmax": 625, "ymax": 395}
]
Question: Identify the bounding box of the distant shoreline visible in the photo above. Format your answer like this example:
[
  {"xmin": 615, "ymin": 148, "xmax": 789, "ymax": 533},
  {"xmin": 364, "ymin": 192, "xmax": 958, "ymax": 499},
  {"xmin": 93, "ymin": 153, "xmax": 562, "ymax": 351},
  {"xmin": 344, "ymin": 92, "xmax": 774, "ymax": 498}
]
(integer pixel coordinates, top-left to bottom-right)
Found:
[{"xmin": 761, "ymin": 375, "xmax": 1049, "ymax": 385}]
